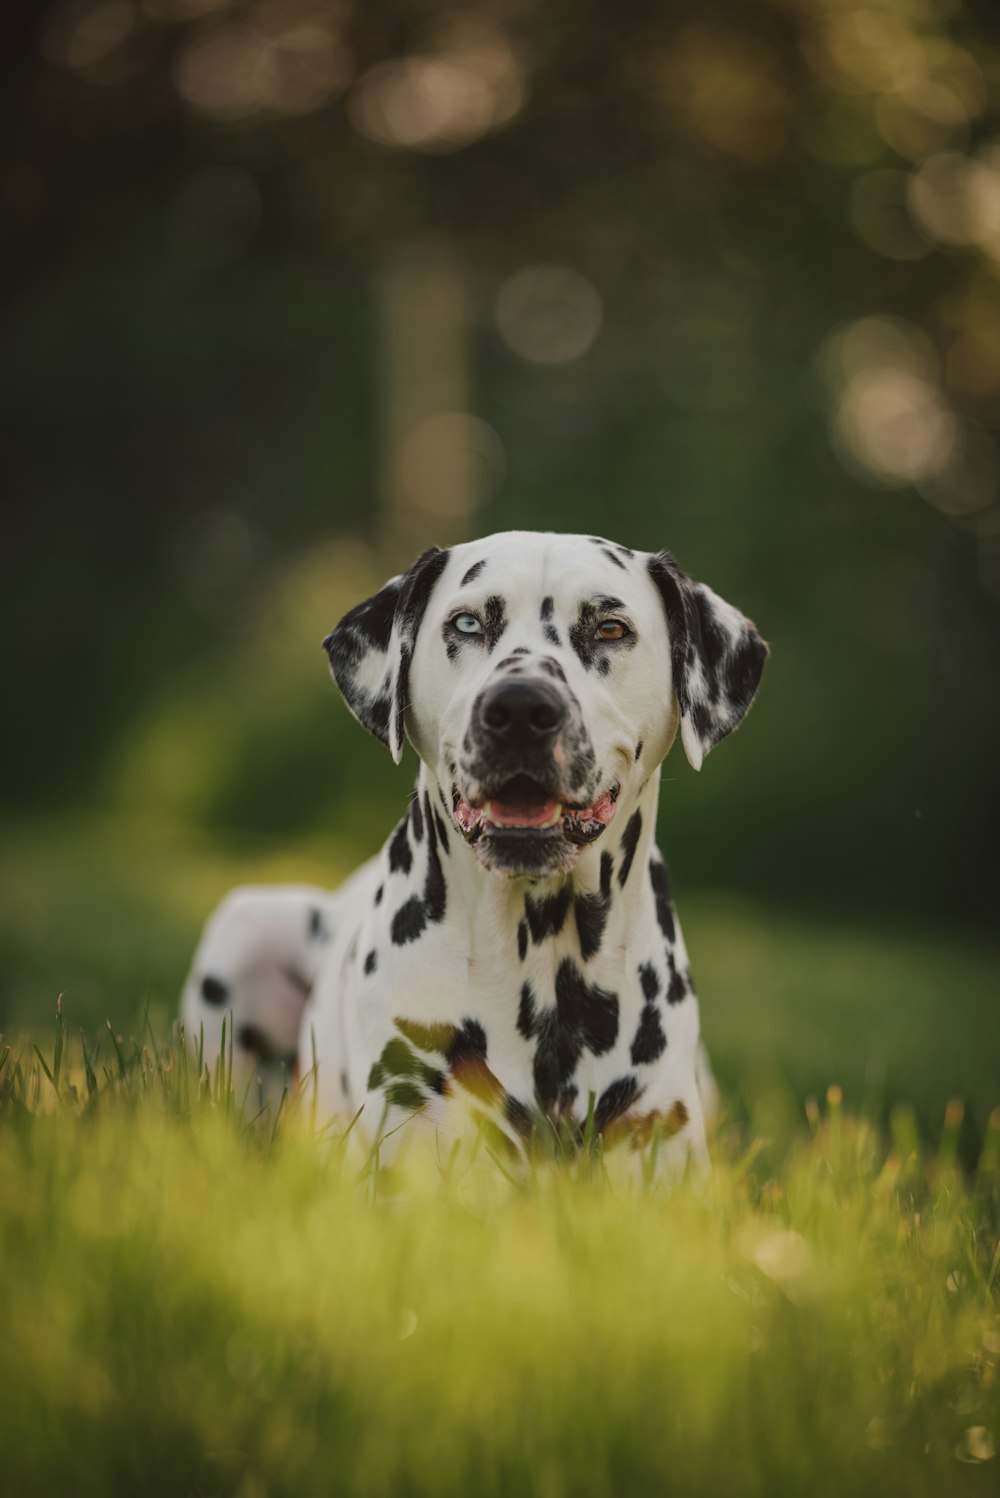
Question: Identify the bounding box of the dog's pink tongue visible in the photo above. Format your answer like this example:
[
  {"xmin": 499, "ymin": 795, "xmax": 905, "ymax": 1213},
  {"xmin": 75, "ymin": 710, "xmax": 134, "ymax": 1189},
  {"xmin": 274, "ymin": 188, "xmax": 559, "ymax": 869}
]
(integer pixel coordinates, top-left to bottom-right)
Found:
[{"xmin": 487, "ymin": 792, "xmax": 560, "ymax": 828}]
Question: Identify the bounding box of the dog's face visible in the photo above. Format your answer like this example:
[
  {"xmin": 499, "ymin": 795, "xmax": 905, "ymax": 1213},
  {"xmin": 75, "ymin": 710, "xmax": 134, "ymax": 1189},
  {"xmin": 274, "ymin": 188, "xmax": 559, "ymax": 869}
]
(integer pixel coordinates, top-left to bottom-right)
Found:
[{"xmin": 325, "ymin": 531, "xmax": 767, "ymax": 877}]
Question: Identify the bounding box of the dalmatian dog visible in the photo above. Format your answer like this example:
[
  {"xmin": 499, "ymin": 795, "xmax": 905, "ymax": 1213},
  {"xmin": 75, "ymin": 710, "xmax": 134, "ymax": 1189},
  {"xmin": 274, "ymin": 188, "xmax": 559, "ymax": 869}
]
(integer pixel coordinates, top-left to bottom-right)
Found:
[{"xmin": 181, "ymin": 531, "xmax": 767, "ymax": 1168}]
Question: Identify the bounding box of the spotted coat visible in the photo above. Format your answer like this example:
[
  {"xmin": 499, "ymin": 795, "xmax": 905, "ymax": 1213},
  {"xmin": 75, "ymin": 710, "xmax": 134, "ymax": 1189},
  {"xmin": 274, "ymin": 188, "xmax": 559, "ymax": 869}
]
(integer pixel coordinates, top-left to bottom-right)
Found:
[{"xmin": 181, "ymin": 531, "xmax": 767, "ymax": 1172}]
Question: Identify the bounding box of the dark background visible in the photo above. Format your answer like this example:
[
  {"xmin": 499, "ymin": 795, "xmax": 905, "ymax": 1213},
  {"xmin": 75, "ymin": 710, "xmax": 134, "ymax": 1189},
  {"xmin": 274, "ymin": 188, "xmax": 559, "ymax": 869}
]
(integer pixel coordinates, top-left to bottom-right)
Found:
[{"xmin": 1, "ymin": 0, "xmax": 997, "ymax": 1129}]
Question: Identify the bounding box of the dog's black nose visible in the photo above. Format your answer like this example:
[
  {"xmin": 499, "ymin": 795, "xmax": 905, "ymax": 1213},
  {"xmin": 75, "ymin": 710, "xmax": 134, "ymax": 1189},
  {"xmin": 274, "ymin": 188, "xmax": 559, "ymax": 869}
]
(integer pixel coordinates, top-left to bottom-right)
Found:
[{"xmin": 480, "ymin": 679, "xmax": 567, "ymax": 741}]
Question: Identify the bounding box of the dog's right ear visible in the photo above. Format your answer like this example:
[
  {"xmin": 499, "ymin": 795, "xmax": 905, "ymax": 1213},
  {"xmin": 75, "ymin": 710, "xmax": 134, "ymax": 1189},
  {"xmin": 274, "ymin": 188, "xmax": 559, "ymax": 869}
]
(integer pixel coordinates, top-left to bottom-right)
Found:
[{"xmin": 323, "ymin": 547, "xmax": 449, "ymax": 764}]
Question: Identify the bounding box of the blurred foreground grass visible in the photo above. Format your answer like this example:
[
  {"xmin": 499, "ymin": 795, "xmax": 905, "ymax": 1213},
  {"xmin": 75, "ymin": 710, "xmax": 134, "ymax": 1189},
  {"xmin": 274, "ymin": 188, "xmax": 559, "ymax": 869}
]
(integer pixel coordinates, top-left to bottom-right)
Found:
[{"xmin": 1, "ymin": 1024, "xmax": 998, "ymax": 1498}]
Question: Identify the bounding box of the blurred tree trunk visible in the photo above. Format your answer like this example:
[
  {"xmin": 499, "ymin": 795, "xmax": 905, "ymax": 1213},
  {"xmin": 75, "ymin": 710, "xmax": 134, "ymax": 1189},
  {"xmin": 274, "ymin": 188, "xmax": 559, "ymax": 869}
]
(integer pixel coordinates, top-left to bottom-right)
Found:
[{"xmin": 377, "ymin": 237, "xmax": 473, "ymax": 562}]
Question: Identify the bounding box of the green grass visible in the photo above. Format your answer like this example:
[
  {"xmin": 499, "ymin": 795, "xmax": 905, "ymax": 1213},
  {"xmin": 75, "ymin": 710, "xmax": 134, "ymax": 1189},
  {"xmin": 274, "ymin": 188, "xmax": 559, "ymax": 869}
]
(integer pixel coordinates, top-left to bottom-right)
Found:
[{"xmin": 1, "ymin": 1020, "xmax": 998, "ymax": 1498}]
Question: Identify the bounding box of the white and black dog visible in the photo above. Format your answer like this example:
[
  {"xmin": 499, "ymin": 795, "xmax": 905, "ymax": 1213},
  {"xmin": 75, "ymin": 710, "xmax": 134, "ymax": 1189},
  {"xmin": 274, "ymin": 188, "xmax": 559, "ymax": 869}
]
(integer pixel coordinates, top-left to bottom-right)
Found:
[{"xmin": 182, "ymin": 531, "xmax": 767, "ymax": 1167}]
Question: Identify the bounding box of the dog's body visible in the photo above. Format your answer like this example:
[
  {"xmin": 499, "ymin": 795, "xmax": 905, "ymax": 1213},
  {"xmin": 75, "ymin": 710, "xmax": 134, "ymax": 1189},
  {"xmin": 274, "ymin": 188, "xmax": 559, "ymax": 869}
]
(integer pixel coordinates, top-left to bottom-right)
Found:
[{"xmin": 182, "ymin": 531, "xmax": 766, "ymax": 1168}]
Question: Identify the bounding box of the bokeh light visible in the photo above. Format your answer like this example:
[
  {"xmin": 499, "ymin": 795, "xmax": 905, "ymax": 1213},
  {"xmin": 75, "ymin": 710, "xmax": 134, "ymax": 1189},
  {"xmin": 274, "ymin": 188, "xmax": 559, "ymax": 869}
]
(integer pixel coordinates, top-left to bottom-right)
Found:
[
  {"xmin": 42, "ymin": 0, "xmax": 136, "ymax": 72},
  {"xmin": 396, "ymin": 412, "xmax": 505, "ymax": 519},
  {"xmin": 348, "ymin": 19, "xmax": 524, "ymax": 152},
  {"xmin": 174, "ymin": 9, "xmax": 351, "ymax": 121},
  {"xmin": 908, "ymin": 151, "xmax": 1000, "ymax": 249},
  {"xmin": 823, "ymin": 317, "xmax": 957, "ymax": 487},
  {"xmin": 658, "ymin": 25, "xmax": 789, "ymax": 163},
  {"xmin": 495, "ymin": 266, "xmax": 602, "ymax": 365}
]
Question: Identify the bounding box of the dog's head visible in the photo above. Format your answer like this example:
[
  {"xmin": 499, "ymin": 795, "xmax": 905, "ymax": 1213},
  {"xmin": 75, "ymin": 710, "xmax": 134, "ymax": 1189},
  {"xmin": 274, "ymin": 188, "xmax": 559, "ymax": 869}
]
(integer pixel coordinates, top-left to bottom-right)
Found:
[{"xmin": 324, "ymin": 532, "xmax": 767, "ymax": 877}]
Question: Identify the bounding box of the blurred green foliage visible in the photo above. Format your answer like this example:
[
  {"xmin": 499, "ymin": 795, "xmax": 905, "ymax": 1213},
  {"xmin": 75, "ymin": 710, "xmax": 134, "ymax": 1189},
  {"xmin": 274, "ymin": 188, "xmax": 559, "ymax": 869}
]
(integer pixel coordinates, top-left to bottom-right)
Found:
[{"xmin": 2, "ymin": 0, "xmax": 1000, "ymax": 946}]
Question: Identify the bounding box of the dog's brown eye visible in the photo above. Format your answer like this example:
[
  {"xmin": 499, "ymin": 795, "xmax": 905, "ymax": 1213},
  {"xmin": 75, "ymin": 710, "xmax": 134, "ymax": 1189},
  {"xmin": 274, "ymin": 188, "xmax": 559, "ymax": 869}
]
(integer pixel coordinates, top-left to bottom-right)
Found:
[{"xmin": 595, "ymin": 619, "xmax": 629, "ymax": 641}]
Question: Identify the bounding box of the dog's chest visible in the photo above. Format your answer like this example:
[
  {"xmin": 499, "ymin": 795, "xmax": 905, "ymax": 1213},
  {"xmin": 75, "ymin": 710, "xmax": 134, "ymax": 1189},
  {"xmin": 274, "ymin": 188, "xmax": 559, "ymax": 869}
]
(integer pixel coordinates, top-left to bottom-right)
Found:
[{"xmin": 336, "ymin": 831, "xmax": 701, "ymax": 1140}]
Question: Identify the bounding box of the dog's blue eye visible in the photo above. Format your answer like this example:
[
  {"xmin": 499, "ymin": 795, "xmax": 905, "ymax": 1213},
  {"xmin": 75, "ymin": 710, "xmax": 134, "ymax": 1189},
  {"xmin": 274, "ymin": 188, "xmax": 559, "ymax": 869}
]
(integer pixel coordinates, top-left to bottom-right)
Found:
[{"xmin": 453, "ymin": 613, "xmax": 483, "ymax": 635}]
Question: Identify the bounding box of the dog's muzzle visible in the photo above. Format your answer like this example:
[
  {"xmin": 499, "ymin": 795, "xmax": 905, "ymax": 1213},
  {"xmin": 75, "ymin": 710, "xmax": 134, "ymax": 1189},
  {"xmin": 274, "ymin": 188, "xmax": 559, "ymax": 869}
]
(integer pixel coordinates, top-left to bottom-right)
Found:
[{"xmin": 453, "ymin": 673, "xmax": 616, "ymax": 874}]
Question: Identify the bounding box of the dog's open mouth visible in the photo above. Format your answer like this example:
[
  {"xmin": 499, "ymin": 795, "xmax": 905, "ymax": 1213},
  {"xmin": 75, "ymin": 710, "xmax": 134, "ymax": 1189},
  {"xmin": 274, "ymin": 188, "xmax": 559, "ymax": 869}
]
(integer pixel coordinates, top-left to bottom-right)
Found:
[{"xmin": 454, "ymin": 775, "xmax": 620, "ymax": 846}]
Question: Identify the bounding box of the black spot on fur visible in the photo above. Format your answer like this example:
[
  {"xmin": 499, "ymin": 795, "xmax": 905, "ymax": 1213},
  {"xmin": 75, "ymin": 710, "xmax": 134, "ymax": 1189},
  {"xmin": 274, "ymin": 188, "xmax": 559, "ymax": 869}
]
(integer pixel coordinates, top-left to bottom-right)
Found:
[
  {"xmin": 557, "ymin": 1082, "xmax": 578, "ymax": 1110},
  {"xmin": 544, "ymin": 624, "xmax": 561, "ymax": 646},
  {"xmin": 538, "ymin": 657, "xmax": 566, "ymax": 681},
  {"xmin": 505, "ymin": 1094, "xmax": 533, "ymax": 1137},
  {"xmin": 667, "ymin": 959, "xmax": 687, "ymax": 1005},
  {"xmin": 649, "ymin": 859, "xmax": 676, "ymax": 942},
  {"xmin": 540, "ymin": 596, "xmax": 555, "ymax": 621},
  {"xmin": 374, "ymin": 884, "xmax": 384, "ymax": 906},
  {"xmin": 601, "ymin": 548, "xmax": 627, "ymax": 571},
  {"xmin": 512, "ymin": 647, "xmax": 530, "ymax": 655},
  {"xmin": 423, "ymin": 806, "xmax": 447, "ymax": 921},
  {"xmin": 410, "ymin": 793, "xmax": 424, "ymax": 843},
  {"xmin": 483, "ymin": 595, "xmax": 507, "ymax": 651},
  {"xmin": 461, "ymin": 559, "xmax": 486, "ymax": 587},
  {"xmin": 518, "ymin": 920, "xmax": 528, "ymax": 961},
  {"xmin": 634, "ymin": 739, "xmax": 643, "ymax": 762},
  {"xmin": 638, "ymin": 963, "xmax": 660, "ymax": 1001},
  {"xmin": 390, "ymin": 809, "xmax": 446, "ymax": 945},
  {"xmin": 617, "ymin": 811, "xmax": 642, "ymax": 888},
  {"xmin": 518, "ymin": 982, "xmax": 536, "ymax": 1040},
  {"xmin": 364, "ymin": 949, "xmax": 378, "ymax": 976},
  {"xmin": 446, "ymin": 1018, "xmax": 488, "ymax": 1066},
  {"xmin": 201, "ymin": 975, "xmax": 228, "ymax": 1007},
  {"xmin": 569, "ymin": 596, "xmax": 636, "ymax": 672},
  {"xmin": 594, "ymin": 1075, "xmax": 641, "ymax": 1131},
  {"xmin": 692, "ymin": 701, "xmax": 713, "ymax": 740},
  {"xmin": 446, "ymin": 1020, "xmax": 506, "ymax": 1108},
  {"xmin": 524, "ymin": 885, "xmax": 571, "ymax": 944},
  {"xmin": 697, "ymin": 595, "xmax": 729, "ymax": 702},
  {"xmin": 574, "ymin": 851, "xmax": 614, "ymax": 961},
  {"xmin": 727, "ymin": 633, "xmax": 768, "ymax": 718},
  {"xmin": 308, "ymin": 906, "xmax": 330, "ymax": 942},
  {"xmin": 388, "ymin": 819, "xmax": 412, "ymax": 875},
  {"xmin": 569, "ymin": 604, "xmax": 600, "ymax": 671},
  {"xmin": 526, "ymin": 959, "xmax": 619, "ymax": 1113},
  {"xmin": 433, "ymin": 809, "xmax": 450, "ymax": 851},
  {"xmin": 630, "ymin": 1003, "xmax": 666, "ymax": 1065}
]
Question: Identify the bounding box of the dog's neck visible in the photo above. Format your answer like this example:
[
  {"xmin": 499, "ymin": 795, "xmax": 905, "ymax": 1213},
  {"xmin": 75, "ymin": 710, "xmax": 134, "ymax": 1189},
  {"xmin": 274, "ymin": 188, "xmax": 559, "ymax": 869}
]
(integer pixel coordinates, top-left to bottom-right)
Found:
[{"xmin": 407, "ymin": 763, "xmax": 665, "ymax": 972}]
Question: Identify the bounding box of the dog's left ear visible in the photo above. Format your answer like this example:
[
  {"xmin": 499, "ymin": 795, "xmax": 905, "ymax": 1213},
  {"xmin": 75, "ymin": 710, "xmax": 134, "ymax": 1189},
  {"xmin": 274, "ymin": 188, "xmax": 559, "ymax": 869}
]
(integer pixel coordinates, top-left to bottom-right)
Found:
[
  {"xmin": 648, "ymin": 552, "xmax": 768, "ymax": 772},
  {"xmin": 323, "ymin": 546, "xmax": 449, "ymax": 764}
]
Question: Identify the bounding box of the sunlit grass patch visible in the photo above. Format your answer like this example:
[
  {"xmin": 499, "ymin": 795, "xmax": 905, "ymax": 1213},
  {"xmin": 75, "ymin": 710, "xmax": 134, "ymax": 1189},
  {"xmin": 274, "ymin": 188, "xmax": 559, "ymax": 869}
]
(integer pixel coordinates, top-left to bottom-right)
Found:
[{"xmin": 1, "ymin": 1018, "xmax": 998, "ymax": 1498}]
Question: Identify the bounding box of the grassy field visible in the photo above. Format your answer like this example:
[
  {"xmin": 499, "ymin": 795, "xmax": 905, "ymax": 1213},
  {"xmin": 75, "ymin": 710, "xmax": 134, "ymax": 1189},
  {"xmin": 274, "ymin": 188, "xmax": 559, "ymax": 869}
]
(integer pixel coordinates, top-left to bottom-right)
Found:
[
  {"xmin": 2, "ymin": 813, "xmax": 998, "ymax": 1495},
  {"xmin": 1, "ymin": 1022, "xmax": 998, "ymax": 1498}
]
